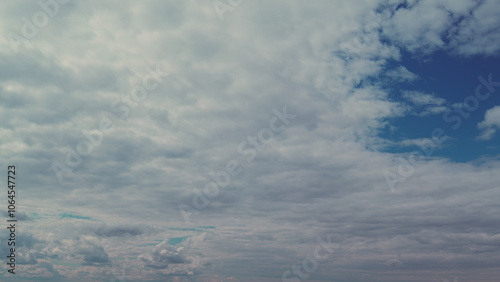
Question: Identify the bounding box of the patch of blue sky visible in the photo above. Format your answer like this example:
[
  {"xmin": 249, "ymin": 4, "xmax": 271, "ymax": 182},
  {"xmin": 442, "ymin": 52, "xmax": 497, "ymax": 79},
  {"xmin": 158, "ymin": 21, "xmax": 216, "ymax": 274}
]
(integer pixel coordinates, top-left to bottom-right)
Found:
[
  {"xmin": 59, "ymin": 213, "xmax": 95, "ymax": 221},
  {"xmin": 168, "ymin": 236, "xmax": 191, "ymax": 245},
  {"xmin": 377, "ymin": 50, "xmax": 500, "ymax": 162}
]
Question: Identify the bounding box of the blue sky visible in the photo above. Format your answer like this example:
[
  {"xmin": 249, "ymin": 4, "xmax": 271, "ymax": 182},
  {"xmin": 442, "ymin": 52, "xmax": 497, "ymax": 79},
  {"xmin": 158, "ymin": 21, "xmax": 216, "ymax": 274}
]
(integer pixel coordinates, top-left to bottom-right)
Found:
[
  {"xmin": 1, "ymin": 0, "xmax": 500, "ymax": 281},
  {"xmin": 380, "ymin": 50, "xmax": 500, "ymax": 162}
]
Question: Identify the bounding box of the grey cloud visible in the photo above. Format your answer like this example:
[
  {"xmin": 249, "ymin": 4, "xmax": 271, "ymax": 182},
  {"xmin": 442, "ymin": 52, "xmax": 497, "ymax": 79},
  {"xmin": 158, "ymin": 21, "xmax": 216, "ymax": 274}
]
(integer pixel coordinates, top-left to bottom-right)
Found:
[
  {"xmin": 1, "ymin": 0, "xmax": 499, "ymax": 281},
  {"xmin": 74, "ymin": 236, "xmax": 111, "ymax": 266},
  {"xmin": 93, "ymin": 224, "xmax": 146, "ymax": 237},
  {"xmin": 139, "ymin": 240, "xmax": 192, "ymax": 269}
]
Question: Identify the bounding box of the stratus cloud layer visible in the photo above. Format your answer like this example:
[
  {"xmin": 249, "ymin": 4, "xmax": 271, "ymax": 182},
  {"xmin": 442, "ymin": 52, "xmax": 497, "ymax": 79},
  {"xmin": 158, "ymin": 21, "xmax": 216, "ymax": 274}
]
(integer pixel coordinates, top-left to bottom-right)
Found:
[{"xmin": 0, "ymin": 0, "xmax": 500, "ymax": 281}]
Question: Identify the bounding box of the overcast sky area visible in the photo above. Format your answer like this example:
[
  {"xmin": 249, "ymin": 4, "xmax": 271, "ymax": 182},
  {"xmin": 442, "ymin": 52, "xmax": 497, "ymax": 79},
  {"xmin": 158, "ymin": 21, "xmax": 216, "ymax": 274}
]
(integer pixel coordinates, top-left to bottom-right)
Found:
[{"xmin": 1, "ymin": 0, "xmax": 500, "ymax": 281}]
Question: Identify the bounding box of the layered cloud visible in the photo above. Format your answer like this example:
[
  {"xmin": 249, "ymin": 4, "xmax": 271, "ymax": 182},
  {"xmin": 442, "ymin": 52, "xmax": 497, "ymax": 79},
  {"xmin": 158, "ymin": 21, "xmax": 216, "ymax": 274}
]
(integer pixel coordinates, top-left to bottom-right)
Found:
[{"xmin": 0, "ymin": 0, "xmax": 499, "ymax": 281}]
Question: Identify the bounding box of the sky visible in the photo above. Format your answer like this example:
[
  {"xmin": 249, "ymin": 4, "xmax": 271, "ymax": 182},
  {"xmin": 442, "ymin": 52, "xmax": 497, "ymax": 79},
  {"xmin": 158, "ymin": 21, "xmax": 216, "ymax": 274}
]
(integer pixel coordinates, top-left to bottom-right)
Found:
[{"xmin": 0, "ymin": 0, "xmax": 500, "ymax": 281}]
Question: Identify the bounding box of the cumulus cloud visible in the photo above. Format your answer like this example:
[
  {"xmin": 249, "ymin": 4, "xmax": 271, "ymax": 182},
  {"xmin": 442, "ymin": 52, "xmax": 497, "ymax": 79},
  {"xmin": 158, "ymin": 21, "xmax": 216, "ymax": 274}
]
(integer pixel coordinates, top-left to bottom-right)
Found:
[
  {"xmin": 66, "ymin": 235, "xmax": 111, "ymax": 266},
  {"xmin": 449, "ymin": 0, "xmax": 500, "ymax": 56},
  {"xmin": 478, "ymin": 105, "xmax": 500, "ymax": 140},
  {"xmin": 139, "ymin": 240, "xmax": 191, "ymax": 268},
  {"xmin": 381, "ymin": 0, "xmax": 500, "ymax": 56}
]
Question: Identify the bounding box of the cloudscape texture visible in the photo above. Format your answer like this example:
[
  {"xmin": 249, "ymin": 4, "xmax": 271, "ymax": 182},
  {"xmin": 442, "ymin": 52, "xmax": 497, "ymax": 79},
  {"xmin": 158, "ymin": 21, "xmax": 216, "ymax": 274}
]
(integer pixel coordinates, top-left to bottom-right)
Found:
[{"xmin": 1, "ymin": 0, "xmax": 500, "ymax": 281}]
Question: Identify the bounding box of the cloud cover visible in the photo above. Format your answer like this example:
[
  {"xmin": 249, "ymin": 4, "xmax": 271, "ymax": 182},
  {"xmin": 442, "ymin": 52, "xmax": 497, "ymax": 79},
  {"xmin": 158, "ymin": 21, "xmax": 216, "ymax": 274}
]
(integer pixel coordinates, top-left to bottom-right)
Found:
[{"xmin": 0, "ymin": 0, "xmax": 500, "ymax": 281}]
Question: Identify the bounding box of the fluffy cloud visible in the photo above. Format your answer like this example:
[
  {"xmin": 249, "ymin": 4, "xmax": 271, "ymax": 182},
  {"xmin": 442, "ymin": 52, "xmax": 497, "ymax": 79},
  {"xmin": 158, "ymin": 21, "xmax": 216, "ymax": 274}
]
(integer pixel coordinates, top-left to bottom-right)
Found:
[
  {"xmin": 139, "ymin": 240, "xmax": 192, "ymax": 269},
  {"xmin": 478, "ymin": 105, "xmax": 500, "ymax": 140},
  {"xmin": 381, "ymin": 0, "xmax": 500, "ymax": 56},
  {"xmin": 449, "ymin": 0, "xmax": 500, "ymax": 56}
]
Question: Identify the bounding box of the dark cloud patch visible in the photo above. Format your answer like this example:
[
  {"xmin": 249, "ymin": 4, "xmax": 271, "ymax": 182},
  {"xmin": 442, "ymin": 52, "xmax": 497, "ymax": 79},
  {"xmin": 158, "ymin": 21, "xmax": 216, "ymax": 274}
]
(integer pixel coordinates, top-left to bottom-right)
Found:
[
  {"xmin": 94, "ymin": 224, "xmax": 145, "ymax": 237},
  {"xmin": 74, "ymin": 236, "xmax": 111, "ymax": 266}
]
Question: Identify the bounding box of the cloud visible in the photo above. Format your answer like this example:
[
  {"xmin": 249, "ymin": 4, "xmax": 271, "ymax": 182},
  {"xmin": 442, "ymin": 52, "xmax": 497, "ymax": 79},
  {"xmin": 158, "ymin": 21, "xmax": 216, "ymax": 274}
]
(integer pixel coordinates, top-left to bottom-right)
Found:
[
  {"xmin": 0, "ymin": 0, "xmax": 499, "ymax": 281},
  {"xmin": 381, "ymin": 0, "xmax": 500, "ymax": 56},
  {"xmin": 68, "ymin": 235, "xmax": 111, "ymax": 266},
  {"xmin": 139, "ymin": 240, "xmax": 191, "ymax": 269},
  {"xmin": 401, "ymin": 91, "xmax": 448, "ymax": 116},
  {"xmin": 386, "ymin": 65, "xmax": 418, "ymax": 82},
  {"xmin": 478, "ymin": 105, "xmax": 500, "ymax": 140},
  {"xmin": 418, "ymin": 105, "xmax": 448, "ymax": 116},
  {"xmin": 398, "ymin": 137, "xmax": 448, "ymax": 149},
  {"xmin": 449, "ymin": 0, "xmax": 500, "ymax": 56},
  {"xmin": 17, "ymin": 250, "xmax": 38, "ymax": 265},
  {"xmin": 134, "ymin": 234, "xmax": 207, "ymax": 278},
  {"xmin": 90, "ymin": 223, "xmax": 159, "ymax": 237},
  {"xmin": 402, "ymin": 91, "xmax": 446, "ymax": 106}
]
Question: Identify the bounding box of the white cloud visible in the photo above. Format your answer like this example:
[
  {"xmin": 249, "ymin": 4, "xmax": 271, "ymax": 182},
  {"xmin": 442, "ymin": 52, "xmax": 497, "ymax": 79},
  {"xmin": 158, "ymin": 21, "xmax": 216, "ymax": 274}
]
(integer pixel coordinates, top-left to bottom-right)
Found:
[
  {"xmin": 386, "ymin": 65, "xmax": 418, "ymax": 82},
  {"xmin": 382, "ymin": 0, "xmax": 500, "ymax": 56},
  {"xmin": 401, "ymin": 91, "xmax": 448, "ymax": 116},
  {"xmin": 398, "ymin": 137, "xmax": 448, "ymax": 149},
  {"xmin": 478, "ymin": 105, "xmax": 500, "ymax": 140},
  {"xmin": 402, "ymin": 91, "xmax": 446, "ymax": 106},
  {"xmin": 419, "ymin": 105, "xmax": 448, "ymax": 116},
  {"xmin": 449, "ymin": 0, "xmax": 500, "ymax": 56}
]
